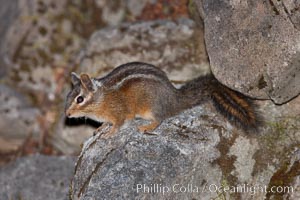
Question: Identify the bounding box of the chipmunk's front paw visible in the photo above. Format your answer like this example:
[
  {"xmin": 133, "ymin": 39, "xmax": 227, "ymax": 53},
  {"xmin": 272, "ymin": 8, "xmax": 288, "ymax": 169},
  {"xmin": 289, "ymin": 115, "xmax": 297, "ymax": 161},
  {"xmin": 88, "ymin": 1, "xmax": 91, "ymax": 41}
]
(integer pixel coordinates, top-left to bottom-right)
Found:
[
  {"xmin": 93, "ymin": 123, "xmax": 112, "ymax": 137},
  {"xmin": 101, "ymin": 130, "xmax": 116, "ymax": 138},
  {"xmin": 93, "ymin": 128, "xmax": 101, "ymax": 136},
  {"xmin": 100, "ymin": 124, "xmax": 118, "ymax": 139}
]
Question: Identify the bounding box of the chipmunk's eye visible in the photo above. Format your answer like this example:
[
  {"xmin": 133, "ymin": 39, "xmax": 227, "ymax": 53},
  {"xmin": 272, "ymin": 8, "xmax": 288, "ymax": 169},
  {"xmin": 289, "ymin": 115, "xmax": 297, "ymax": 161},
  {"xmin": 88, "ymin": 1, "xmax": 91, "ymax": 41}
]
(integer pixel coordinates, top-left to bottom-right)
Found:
[{"xmin": 76, "ymin": 96, "xmax": 84, "ymax": 104}]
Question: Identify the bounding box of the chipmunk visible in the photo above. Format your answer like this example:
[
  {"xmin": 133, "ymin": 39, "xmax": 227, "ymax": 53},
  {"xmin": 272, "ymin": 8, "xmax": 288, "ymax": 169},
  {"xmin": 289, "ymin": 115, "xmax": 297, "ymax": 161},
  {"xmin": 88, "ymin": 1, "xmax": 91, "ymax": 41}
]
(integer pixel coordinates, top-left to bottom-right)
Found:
[{"xmin": 65, "ymin": 62, "xmax": 261, "ymax": 137}]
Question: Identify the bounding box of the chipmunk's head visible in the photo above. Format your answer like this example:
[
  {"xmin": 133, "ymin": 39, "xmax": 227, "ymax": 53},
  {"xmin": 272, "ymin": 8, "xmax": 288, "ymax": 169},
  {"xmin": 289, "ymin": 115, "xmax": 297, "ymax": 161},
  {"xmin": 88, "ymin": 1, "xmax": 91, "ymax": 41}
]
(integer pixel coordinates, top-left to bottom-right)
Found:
[{"xmin": 65, "ymin": 72, "xmax": 103, "ymax": 119}]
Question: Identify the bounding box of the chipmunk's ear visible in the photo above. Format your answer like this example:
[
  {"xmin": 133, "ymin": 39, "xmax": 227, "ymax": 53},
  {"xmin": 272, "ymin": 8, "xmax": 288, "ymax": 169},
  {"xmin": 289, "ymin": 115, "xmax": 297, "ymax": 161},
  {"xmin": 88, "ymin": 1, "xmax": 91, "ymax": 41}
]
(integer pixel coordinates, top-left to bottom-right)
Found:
[
  {"xmin": 80, "ymin": 73, "xmax": 96, "ymax": 92},
  {"xmin": 71, "ymin": 72, "xmax": 80, "ymax": 85}
]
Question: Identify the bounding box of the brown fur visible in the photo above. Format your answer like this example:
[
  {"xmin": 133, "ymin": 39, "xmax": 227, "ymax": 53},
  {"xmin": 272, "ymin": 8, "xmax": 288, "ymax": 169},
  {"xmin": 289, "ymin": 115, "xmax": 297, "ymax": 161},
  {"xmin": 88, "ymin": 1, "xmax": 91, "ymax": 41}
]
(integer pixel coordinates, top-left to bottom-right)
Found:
[{"xmin": 65, "ymin": 62, "xmax": 262, "ymax": 137}]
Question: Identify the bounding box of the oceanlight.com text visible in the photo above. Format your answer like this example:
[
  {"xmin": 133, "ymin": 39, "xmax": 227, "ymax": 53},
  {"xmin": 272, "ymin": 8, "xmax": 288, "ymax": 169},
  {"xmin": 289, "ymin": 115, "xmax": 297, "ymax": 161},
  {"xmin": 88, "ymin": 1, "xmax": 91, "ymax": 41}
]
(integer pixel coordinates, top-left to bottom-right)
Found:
[{"xmin": 136, "ymin": 183, "xmax": 294, "ymax": 196}]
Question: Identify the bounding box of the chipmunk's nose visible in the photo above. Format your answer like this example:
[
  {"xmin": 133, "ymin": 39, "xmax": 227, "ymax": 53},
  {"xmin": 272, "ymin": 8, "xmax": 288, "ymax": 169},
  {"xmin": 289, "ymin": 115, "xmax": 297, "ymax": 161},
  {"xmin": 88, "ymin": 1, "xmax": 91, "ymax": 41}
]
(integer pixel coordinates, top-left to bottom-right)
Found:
[{"xmin": 65, "ymin": 110, "xmax": 71, "ymax": 117}]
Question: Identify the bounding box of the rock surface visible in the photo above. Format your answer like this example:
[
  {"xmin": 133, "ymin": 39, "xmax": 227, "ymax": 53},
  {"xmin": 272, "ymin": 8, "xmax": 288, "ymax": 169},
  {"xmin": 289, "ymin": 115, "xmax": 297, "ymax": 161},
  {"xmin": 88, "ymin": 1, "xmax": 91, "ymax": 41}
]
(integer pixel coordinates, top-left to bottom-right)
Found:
[
  {"xmin": 71, "ymin": 97, "xmax": 300, "ymax": 199},
  {"xmin": 0, "ymin": 84, "xmax": 40, "ymax": 153},
  {"xmin": 71, "ymin": 106, "xmax": 224, "ymax": 200},
  {"xmin": 198, "ymin": 0, "xmax": 300, "ymax": 104},
  {"xmin": 0, "ymin": 154, "xmax": 76, "ymax": 200},
  {"xmin": 0, "ymin": 0, "xmax": 18, "ymax": 77},
  {"xmin": 77, "ymin": 18, "xmax": 209, "ymax": 81}
]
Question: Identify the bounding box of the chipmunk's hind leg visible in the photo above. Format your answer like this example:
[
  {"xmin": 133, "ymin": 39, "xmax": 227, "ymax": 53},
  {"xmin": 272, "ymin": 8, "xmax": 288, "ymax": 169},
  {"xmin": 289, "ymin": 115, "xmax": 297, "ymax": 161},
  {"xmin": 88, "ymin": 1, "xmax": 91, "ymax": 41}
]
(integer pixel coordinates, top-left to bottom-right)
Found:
[
  {"xmin": 136, "ymin": 106, "xmax": 161, "ymax": 133},
  {"xmin": 138, "ymin": 120, "xmax": 161, "ymax": 133}
]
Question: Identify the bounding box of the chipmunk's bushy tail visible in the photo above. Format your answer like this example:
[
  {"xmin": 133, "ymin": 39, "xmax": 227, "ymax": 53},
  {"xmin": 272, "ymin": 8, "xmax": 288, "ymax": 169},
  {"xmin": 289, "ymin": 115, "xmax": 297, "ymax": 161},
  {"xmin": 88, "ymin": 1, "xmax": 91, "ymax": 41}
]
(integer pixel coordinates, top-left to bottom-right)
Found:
[{"xmin": 179, "ymin": 74, "xmax": 262, "ymax": 132}]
